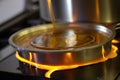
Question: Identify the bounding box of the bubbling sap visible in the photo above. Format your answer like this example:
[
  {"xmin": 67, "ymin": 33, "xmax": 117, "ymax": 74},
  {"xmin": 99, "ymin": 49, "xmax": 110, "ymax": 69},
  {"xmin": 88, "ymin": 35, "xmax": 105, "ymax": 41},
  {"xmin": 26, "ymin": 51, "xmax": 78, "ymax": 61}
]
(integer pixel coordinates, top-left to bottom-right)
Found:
[
  {"xmin": 30, "ymin": 28, "xmax": 108, "ymax": 50},
  {"xmin": 16, "ymin": 27, "xmax": 109, "ymax": 50}
]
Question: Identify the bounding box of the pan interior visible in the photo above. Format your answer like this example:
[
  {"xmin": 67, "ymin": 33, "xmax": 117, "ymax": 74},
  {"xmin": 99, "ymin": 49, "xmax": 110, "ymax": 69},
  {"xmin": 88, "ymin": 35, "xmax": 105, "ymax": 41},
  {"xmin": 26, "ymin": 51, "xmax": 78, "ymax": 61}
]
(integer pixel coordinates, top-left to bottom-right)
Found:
[
  {"xmin": 11, "ymin": 23, "xmax": 113, "ymax": 50},
  {"xmin": 30, "ymin": 27, "xmax": 96, "ymax": 50}
]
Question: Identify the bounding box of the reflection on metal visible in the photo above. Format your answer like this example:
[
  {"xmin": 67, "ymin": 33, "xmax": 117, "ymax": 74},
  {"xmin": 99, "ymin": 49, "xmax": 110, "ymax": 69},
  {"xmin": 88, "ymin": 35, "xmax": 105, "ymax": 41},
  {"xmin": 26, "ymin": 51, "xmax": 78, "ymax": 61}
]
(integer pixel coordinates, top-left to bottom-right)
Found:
[{"xmin": 39, "ymin": 0, "xmax": 120, "ymax": 23}]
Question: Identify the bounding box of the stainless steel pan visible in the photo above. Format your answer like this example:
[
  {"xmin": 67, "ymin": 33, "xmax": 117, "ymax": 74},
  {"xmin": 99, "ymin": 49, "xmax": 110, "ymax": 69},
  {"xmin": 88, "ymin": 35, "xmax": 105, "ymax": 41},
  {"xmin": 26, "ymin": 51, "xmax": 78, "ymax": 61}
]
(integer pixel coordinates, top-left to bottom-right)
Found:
[{"xmin": 9, "ymin": 23, "xmax": 115, "ymax": 65}]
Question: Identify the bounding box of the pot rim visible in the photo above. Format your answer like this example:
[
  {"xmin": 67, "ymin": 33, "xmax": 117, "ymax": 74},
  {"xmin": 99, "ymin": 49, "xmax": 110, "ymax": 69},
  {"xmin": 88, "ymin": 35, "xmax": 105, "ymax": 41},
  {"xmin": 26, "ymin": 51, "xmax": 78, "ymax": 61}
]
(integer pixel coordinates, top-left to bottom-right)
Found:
[{"xmin": 9, "ymin": 23, "xmax": 115, "ymax": 53}]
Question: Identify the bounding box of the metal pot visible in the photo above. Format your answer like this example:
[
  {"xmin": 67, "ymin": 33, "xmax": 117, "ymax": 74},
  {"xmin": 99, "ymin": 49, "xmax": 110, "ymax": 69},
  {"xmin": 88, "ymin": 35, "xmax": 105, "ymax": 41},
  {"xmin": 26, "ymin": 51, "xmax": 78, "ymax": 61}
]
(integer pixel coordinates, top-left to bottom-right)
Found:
[
  {"xmin": 9, "ymin": 23, "xmax": 115, "ymax": 65},
  {"xmin": 39, "ymin": 0, "xmax": 120, "ymax": 23}
]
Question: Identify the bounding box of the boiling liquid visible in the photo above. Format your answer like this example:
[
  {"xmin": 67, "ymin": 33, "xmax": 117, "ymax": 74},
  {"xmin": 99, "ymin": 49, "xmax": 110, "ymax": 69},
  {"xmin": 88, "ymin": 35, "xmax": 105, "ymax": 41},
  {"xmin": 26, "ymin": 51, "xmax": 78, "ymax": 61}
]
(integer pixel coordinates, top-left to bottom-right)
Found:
[
  {"xmin": 16, "ymin": 27, "xmax": 108, "ymax": 50},
  {"xmin": 31, "ymin": 29, "xmax": 95, "ymax": 49}
]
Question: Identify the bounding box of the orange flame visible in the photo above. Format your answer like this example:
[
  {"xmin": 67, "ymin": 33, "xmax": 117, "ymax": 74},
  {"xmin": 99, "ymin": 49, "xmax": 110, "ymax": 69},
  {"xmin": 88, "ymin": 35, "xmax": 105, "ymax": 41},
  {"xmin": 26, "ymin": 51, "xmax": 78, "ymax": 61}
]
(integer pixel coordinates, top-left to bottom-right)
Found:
[
  {"xmin": 16, "ymin": 44, "xmax": 118, "ymax": 78},
  {"xmin": 112, "ymin": 39, "xmax": 119, "ymax": 44},
  {"xmin": 16, "ymin": 52, "xmax": 79, "ymax": 78},
  {"xmin": 29, "ymin": 52, "xmax": 32, "ymax": 62},
  {"xmin": 102, "ymin": 46, "xmax": 106, "ymax": 59}
]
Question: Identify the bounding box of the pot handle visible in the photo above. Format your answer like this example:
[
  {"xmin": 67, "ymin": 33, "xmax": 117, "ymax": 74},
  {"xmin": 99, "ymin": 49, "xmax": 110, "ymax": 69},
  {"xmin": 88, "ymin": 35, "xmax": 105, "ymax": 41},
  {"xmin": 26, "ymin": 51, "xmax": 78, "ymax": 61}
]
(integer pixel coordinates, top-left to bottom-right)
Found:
[
  {"xmin": 113, "ymin": 23, "xmax": 120, "ymax": 39},
  {"xmin": 114, "ymin": 23, "xmax": 120, "ymax": 30}
]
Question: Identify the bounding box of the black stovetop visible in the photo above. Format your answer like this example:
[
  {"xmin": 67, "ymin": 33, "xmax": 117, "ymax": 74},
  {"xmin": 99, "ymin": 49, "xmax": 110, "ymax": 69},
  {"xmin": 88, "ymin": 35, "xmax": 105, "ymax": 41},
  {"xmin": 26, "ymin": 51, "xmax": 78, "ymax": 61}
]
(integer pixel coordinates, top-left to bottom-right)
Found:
[{"xmin": 0, "ymin": 9, "xmax": 120, "ymax": 80}]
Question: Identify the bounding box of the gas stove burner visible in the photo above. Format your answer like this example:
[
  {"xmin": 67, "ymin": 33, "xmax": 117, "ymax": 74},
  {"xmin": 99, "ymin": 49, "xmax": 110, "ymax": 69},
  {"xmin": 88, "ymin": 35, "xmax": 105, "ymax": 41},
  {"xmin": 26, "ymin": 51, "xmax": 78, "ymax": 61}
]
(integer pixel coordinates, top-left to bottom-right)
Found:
[
  {"xmin": 17, "ymin": 56, "xmax": 118, "ymax": 80},
  {"xmin": 15, "ymin": 44, "xmax": 117, "ymax": 79}
]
